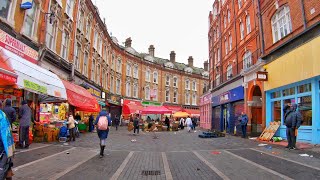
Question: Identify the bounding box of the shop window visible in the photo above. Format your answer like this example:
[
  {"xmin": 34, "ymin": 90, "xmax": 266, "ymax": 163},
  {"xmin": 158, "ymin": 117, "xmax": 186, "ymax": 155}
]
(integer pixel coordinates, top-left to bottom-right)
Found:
[
  {"xmin": 272, "ymin": 101, "xmax": 281, "ymax": 122},
  {"xmin": 272, "ymin": 91, "xmax": 281, "ymax": 99},
  {"xmin": 298, "ymin": 96, "xmax": 312, "ymax": 126},
  {"xmin": 298, "ymin": 83, "xmax": 311, "ymax": 93},
  {"xmin": 282, "ymin": 87, "xmax": 295, "ymax": 97}
]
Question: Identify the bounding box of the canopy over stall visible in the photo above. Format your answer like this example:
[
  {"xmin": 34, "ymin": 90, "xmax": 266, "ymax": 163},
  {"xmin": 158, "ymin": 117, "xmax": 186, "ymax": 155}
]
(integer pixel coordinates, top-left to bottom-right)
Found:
[
  {"xmin": 0, "ymin": 48, "xmax": 67, "ymax": 100},
  {"xmin": 0, "ymin": 55, "xmax": 17, "ymax": 86},
  {"xmin": 183, "ymin": 109, "xmax": 200, "ymax": 117},
  {"xmin": 62, "ymin": 80, "xmax": 100, "ymax": 112},
  {"xmin": 140, "ymin": 106, "xmax": 172, "ymax": 115},
  {"xmin": 122, "ymin": 99, "xmax": 144, "ymax": 115},
  {"xmin": 163, "ymin": 105, "xmax": 183, "ymax": 113},
  {"xmin": 172, "ymin": 111, "xmax": 190, "ymax": 118}
]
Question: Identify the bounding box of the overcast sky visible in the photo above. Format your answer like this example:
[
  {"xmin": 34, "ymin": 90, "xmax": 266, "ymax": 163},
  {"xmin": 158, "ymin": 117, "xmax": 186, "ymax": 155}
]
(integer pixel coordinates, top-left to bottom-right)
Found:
[{"xmin": 94, "ymin": 0, "xmax": 213, "ymax": 69}]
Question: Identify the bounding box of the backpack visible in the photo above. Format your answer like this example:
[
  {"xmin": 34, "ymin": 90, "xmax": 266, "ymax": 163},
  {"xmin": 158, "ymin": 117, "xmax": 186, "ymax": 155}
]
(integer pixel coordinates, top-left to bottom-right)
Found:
[{"xmin": 98, "ymin": 116, "xmax": 108, "ymax": 130}]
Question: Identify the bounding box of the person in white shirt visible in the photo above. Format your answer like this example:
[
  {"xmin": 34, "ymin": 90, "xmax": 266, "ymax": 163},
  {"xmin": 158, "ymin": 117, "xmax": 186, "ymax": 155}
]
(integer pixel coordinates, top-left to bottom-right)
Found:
[
  {"xmin": 179, "ymin": 117, "xmax": 185, "ymax": 130},
  {"xmin": 185, "ymin": 116, "xmax": 192, "ymax": 132}
]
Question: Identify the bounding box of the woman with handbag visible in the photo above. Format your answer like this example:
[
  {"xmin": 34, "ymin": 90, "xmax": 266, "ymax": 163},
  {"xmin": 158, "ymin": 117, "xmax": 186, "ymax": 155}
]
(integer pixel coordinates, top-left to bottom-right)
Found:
[{"xmin": 0, "ymin": 110, "xmax": 15, "ymax": 179}]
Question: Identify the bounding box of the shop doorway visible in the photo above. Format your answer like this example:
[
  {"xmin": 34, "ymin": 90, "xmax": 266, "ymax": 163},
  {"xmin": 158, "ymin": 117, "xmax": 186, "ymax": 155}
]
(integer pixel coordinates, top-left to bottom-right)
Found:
[
  {"xmin": 222, "ymin": 105, "xmax": 229, "ymax": 133},
  {"xmin": 251, "ymin": 86, "xmax": 262, "ymax": 136}
]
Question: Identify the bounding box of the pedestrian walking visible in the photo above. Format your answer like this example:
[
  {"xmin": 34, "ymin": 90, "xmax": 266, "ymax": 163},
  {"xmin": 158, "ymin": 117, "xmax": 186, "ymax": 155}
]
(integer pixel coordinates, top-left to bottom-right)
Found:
[
  {"xmin": 0, "ymin": 110, "xmax": 15, "ymax": 179},
  {"xmin": 67, "ymin": 113, "xmax": 76, "ymax": 142},
  {"xmin": 185, "ymin": 116, "xmax": 192, "ymax": 133},
  {"xmin": 3, "ymin": 99, "xmax": 16, "ymax": 126},
  {"xmin": 165, "ymin": 116, "xmax": 170, "ymax": 131},
  {"xmin": 114, "ymin": 115, "xmax": 120, "ymax": 131},
  {"xmin": 192, "ymin": 117, "xmax": 197, "ymax": 130},
  {"xmin": 133, "ymin": 114, "xmax": 140, "ymax": 134},
  {"xmin": 239, "ymin": 112, "xmax": 248, "ymax": 138},
  {"xmin": 291, "ymin": 104, "xmax": 303, "ymax": 149},
  {"xmin": 88, "ymin": 114, "xmax": 94, "ymax": 132},
  {"xmin": 179, "ymin": 117, "xmax": 185, "ymax": 130},
  {"xmin": 95, "ymin": 109, "xmax": 111, "ymax": 158},
  {"xmin": 284, "ymin": 104, "xmax": 302, "ymax": 150},
  {"xmin": 18, "ymin": 100, "xmax": 31, "ymax": 148}
]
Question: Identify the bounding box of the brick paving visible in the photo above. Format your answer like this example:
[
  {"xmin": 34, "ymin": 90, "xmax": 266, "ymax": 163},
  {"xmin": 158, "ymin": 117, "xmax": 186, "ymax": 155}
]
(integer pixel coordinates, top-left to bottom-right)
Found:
[{"xmin": 12, "ymin": 127, "xmax": 320, "ymax": 180}]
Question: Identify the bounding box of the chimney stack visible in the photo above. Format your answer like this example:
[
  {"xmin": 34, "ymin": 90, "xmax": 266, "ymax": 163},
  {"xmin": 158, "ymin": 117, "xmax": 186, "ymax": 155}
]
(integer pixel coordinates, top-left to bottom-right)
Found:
[
  {"xmin": 170, "ymin": 51, "xmax": 176, "ymax": 63},
  {"xmin": 148, "ymin": 45, "xmax": 155, "ymax": 57},
  {"xmin": 188, "ymin": 56, "xmax": 194, "ymax": 67},
  {"xmin": 204, "ymin": 60, "xmax": 208, "ymax": 71},
  {"xmin": 125, "ymin": 37, "xmax": 132, "ymax": 47}
]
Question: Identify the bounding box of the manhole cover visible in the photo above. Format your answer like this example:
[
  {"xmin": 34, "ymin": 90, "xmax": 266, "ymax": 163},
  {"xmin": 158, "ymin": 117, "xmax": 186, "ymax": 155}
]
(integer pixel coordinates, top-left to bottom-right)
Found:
[{"xmin": 141, "ymin": 170, "xmax": 161, "ymax": 176}]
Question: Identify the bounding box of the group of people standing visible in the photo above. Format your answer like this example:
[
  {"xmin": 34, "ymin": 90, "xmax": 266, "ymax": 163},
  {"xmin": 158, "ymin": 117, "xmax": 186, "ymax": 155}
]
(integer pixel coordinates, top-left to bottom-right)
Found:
[{"xmin": 179, "ymin": 116, "xmax": 198, "ymax": 132}]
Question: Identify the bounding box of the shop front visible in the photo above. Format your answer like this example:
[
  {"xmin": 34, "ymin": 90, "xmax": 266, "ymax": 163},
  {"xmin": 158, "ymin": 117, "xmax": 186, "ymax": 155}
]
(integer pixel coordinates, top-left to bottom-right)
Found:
[
  {"xmin": 264, "ymin": 35, "xmax": 320, "ymax": 144},
  {"xmin": 106, "ymin": 93, "xmax": 122, "ymax": 119},
  {"xmin": 81, "ymin": 82, "xmax": 105, "ymax": 109},
  {"xmin": 212, "ymin": 86, "xmax": 244, "ymax": 134},
  {"xmin": 142, "ymin": 101, "xmax": 162, "ymax": 106},
  {"xmin": 200, "ymin": 92, "xmax": 212, "ymax": 130}
]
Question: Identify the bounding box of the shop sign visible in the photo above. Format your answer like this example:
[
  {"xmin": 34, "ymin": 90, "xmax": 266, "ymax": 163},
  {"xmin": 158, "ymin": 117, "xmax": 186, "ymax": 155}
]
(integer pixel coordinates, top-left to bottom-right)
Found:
[
  {"xmin": 200, "ymin": 93, "xmax": 212, "ymax": 105},
  {"xmin": 21, "ymin": 0, "xmax": 33, "ymax": 9},
  {"xmin": 0, "ymin": 29, "xmax": 38, "ymax": 63},
  {"xmin": 54, "ymin": 91, "xmax": 61, "ymax": 97},
  {"xmin": 142, "ymin": 101, "xmax": 161, "ymax": 106},
  {"xmin": 23, "ymin": 79, "xmax": 47, "ymax": 94},
  {"xmin": 257, "ymin": 71, "xmax": 268, "ymax": 81},
  {"xmin": 0, "ymin": 71, "xmax": 16, "ymax": 83},
  {"xmin": 212, "ymin": 86, "xmax": 244, "ymax": 106},
  {"xmin": 82, "ymin": 83, "xmax": 101, "ymax": 98},
  {"xmin": 101, "ymin": 92, "xmax": 105, "ymax": 99},
  {"xmin": 107, "ymin": 94, "xmax": 121, "ymax": 105},
  {"xmin": 14, "ymin": 89, "xmax": 23, "ymax": 97}
]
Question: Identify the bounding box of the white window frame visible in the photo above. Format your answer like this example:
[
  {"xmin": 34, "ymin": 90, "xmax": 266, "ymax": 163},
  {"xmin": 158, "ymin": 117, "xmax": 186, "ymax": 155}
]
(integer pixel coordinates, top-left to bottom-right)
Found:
[
  {"xmin": 240, "ymin": 22, "xmax": 244, "ymax": 40},
  {"xmin": 243, "ymin": 51, "xmax": 252, "ymax": 69},
  {"xmin": 110, "ymin": 76, "xmax": 114, "ymax": 93},
  {"xmin": 22, "ymin": 2, "xmax": 39, "ymax": 39},
  {"xmin": 271, "ymin": 6, "xmax": 292, "ymax": 43},
  {"xmin": 91, "ymin": 60, "xmax": 96, "ymax": 82},
  {"xmin": 46, "ymin": 18, "xmax": 57, "ymax": 51},
  {"xmin": 173, "ymin": 91, "xmax": 178, "ymax": 103},
  {"xmin": 166, "ymin": 76, "xmax": 170, "ymax": 86},
  {"xmin": 133, "ymin": 84, "xmax": 138, "ymax": 98},
  {"xmin": 153, "ymin": 88, "xmax": 158, "ymax": 101},
  {"xmin": 145, "ymin": 86, "xmax": 150, "ymax": 100},
  {"xmin": 215, "ymin": 74, "xmax": 221, "ymax": 86},
  {"xmin": 165, "ymin": 90, "xmax": 170, "ymax": 102},
  {"xmin": 61, "ymin": 30, "xmax": 70, "ymax": 60},
  {"xmin": 192, "ymin": 81, "xmax": 197, "ymax": 91},
  {"xmin": 96, "ymin": 64, "xmax": 100, "ymax": 84},
  {"xmin": 227, "ymin": 10, "xmax": 231, "ymax": 23},
  {"xmin": 74, "ymin": 43, "xmax": 81, "ymax": 71},
  {"xmin": 0, "ymin": 0, "xmax": 16, "ymax": 24},
  {"xmin": 225, "ymin": 39, "xmax": 228, "ymax": 55},
  {"xmin": 217, "ymin": 48, "xmax": 220, "ymax": 62},
  {"xmin": 117, "ymin": 59, "xmax": 122, "ymax": 73},
  {"xmin": 246, "ymin": 15, "xmax": 251, "ymax": 34},
  {"xmin": 77, "ymin": 8, "xmax": 84, "ymax": 31},
  {"xmin": 93, "ymin": 30, "xmax": 98, "ymax": 50},
  {"xmin": 83, "ymin": 52, "xmax": 88, "ymax": 77},
  {"xmin": 102, "ymin": 69, "xmax": 106, "ymax": 88},
  {"xmin": 185, "ymin": 80, "xmax": 190, "ymax": 90},
  {"xmin": 145, "ymin": 69, "xmax": 150, "ymax": 82},
  {"xmin": 229, "ymin": 35, "xmax": 232, "ymax": 51},
  {"xmin": 153, "ymin": 71, "xmax": 158, "ymax": 84},
  {"xmin": 227, "ymin": 65, "xmax": 233, "ymax": 80},
  {"xmin": 86, "ymin": 18, "xmax": 91, "ymax": 40},
  {"xmin": 126, "ymin": 64, "xmax": 132, "ymax": 76},
  {"xmin": 224, "ymin": 16, "xmax": 227, "ymax": 28},
  {"xmin": 192, "ymin": 94, "xmax": 197, "ymax": 105},
  {"xmin": 133, "ymin": 65, "xmax": 138, "ymax": 79},
  {"xmin": 173, "ymin": 77, "xmax": 178, "ymax": 87},
  {"xmin": 238, "ymin": 0, "xmax": 242, "ymax": 9},
  {"xmin": 185, "ymin": 93, "xmax": 190, "ymax": 105},
  {"xmin": 116, "ymin": 79, "xmax": 121, "ymax": 95},
  {"xmin": 126, "ymin": 82, "xmax": 131, "ymax": 97},
  {"xmin": 65, "ymin": 0, "xmax": 74, "ymax": 19}
]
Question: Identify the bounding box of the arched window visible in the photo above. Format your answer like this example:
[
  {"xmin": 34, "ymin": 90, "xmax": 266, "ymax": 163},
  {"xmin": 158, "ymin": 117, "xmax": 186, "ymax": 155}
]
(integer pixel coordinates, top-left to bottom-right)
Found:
[
  {"xmin": 153, "ymin": 71, "xmax": 158, "ymax": 83},
  {"xmin": 272, "ymin": 6, "xmax": 292, "ymax": 43},
  {"xmin": 145, "ymin": 86, "xmax": 150, "ymax": 100},
  {"xmin": 240, "ymin": 22, "xmax": 244, "ymax": 40},
  {"xmin": 243, "ymin": 51, "xmax": 252, "ymax": 70},
  {"xmin": 227, "ymin": 65, "xmax": 233, "ymax": 80}
]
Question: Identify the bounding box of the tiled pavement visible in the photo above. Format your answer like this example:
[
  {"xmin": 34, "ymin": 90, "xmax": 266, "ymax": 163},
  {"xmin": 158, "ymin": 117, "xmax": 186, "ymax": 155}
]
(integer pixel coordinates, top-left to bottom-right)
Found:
[{"xmin": 13, "ymin": 127, "xmax": 320, "ymax": 180}]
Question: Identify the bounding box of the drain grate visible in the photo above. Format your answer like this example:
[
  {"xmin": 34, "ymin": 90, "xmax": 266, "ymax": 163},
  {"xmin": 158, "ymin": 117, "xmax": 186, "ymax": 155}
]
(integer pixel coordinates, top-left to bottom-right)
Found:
[{"xmin": 141, "ymin": 170, "xmax": 161, "ymax": 176}]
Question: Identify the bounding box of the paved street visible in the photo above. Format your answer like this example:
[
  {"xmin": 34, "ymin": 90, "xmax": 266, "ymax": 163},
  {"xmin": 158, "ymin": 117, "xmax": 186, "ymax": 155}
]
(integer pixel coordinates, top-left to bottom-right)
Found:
[{"xmin": 12, "ymin": 127, "xmax": 320, "ymax": 180}]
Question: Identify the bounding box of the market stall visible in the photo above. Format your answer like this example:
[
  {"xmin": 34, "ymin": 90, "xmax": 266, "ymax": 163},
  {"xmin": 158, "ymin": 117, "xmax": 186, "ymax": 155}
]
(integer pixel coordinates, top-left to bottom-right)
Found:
[
  {"xmin": 173, "ymin": 111, "xmax": 190, "ymax": 118},
  {"xmin": 139, "ymin": 106, "xmax": 173, "ymax": 131}
]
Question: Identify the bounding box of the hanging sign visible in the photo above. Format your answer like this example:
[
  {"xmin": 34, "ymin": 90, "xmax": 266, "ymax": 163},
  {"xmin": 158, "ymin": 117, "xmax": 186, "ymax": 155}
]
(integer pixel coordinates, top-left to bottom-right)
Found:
[
  {"xmin": 257, "ymin": 71, "xmax": 268, "ymax": 81},
  {"xmin": 21, "ymin": 0, "xmax": 33, "ymax": 9}
]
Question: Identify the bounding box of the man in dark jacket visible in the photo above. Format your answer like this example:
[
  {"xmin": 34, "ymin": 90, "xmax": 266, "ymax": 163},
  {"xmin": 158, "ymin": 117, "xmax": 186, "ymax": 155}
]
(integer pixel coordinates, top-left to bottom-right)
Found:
[
  {"xmin": 284, "ymin": 104, "xmax": 301, "ymax": 150},
  {"xmin": 3, "ymin": 99, "xmax": 17, "ymax": 126},
  {"xmin": 114, "ymin": 115, "xmax": 120, "ymax": 131},
  {"xmin": 133, "ymin": 114, "xmax": 140, "ymax": 134},
  {"xmin": 239, "ymin": 112, "xmax": 248, "ymax": 138},
  {"xmin": 287, "ymin": 104, "xmax": 303, "ymax": 150},
  {"xmin": 88, "ymin": 114, "xmax": 94, "ymax": 132},
  {"xmin": 19, "ymin": 100, "xmax": 32, "ymax": 148},
  {"xmin": 165, "ymin": 116, "xmax": 170, "ymax": 131}
]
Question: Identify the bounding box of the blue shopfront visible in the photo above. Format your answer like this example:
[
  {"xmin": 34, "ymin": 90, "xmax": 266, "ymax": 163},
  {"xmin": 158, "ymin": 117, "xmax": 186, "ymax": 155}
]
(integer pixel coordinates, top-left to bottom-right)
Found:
[
  {"xmin": 212, "ymin": 86, "xmax": 244, "ymax": 133},
  {"xmin": 265, "ymin": 76, "xmax": 320, "ymax": 144}
]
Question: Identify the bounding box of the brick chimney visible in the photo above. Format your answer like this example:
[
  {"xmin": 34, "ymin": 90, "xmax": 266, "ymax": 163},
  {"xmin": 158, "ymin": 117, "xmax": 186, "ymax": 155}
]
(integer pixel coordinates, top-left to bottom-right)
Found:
[
  {"xmin": 125, "ymin": 37, "xmax": 132, "ymax": 47},
  {"xmin": 204, "ymin": 60, "xmax": 208, "ymax": 71},
  {"xmin": 170, "ymin": 51, "xmax": 176, "ymax": 63},
  {"xmin": 148, "ymin": 45, "xmax": 155, "ymax": 57},
  {"xmin": 188, "ymin": 56, "xmax": 193, "ymax": 67}
]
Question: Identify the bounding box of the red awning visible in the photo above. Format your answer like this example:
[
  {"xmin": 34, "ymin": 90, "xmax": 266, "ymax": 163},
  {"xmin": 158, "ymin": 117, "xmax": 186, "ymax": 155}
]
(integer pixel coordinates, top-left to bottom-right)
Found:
[
  {"xmin": 183, "ymin": 109, "xmax": 200, "ymax": 117},
  {"xmin": 62, "ymin": 80, "xmax": 100, "ymax": 112},
  {"xmin": 140, "ymin": 106, "xmax": 172, "ymax": 115},
  {"xmin": 0, "ymin": 55, "xmax": 17, "ymax": 86},
  {"xmin": 164, "ymin": 106, "xmax": 183, "ymax": 113},
  {"xmin": 122, "ymin": 99, "xmax": 144, "ymax": 115}
]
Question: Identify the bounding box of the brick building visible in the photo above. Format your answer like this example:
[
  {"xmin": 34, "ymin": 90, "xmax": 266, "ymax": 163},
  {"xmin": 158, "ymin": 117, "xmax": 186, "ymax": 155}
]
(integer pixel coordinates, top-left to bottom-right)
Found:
[
  {"xmin": 260, "ymin": 0, "xmax": 320, "ymax": 144},
  {"xmin": 207, "ymin": 0, "xmax": 261, "ymax": 133}
]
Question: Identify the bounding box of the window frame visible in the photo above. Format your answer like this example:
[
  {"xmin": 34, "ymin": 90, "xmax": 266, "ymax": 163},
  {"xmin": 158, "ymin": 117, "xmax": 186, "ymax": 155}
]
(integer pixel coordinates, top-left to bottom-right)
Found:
[
  {"xmin": 22, "ymin": 2, "xmax": 39, "ymax": 39},
  {"xmin": 65, "ymin": 0, "xmax": 74, "ymax": 19},
  {"xmin": 126, "ymin": 64, "xmax": 132, "ymax": 77},
  {"xmin": 166, "ymin": 75, "xmax": 170, "ymax": 86},
  {"xmin": 243, "ymin": 51, "xmax": 252, "ymax": 70},
  {"xmin": 173, "ymin": 91, "xmax": 178, "ymax": 103},
  {"xmin": 116, "ymin": 79, "xmax": 121, "ymax": 95},
  {"xmin": 173, "ymin": 77, "xmax": 178, "ymax": 87},
  {"xmin": 133, "ymin": 84, "xmax": 138, "ymax": 98},
  {"xmin": 246, "ymin": 15, "xmax": 251, "ymax": 34},
  {"xmin": 61, "ymin": 29, "xmax": 70, "ymax": 60},
  {"xmin": 185, "ymin": 79, "xmax": 190, "ymax": 90},
  {"xmin": 227, "ymin": 65, "xmax": 233, "ymax": 80},
  {"xmin": 240, "ymin": 22, "xmax": 244, "ymax": 40},
  {"xmin": 271, "ymin": 6, "xmax": 292, "ymax": 43},
  {"xmin": 145, "ymin": 86, "xmax": 150, "ymax": 100},
  {"xmin": 229, "ymin": 35, "xmax": 232, "ymax": 51},
  {"xmin": 126, "ymin": 82, "xmax": 131, "ymax": 97},
  {"xmin": 0, "ymin": 0, "xmax": 16, "ymax": 23},
  {"xmin": 46, "ymin": 18, "xmax": 58, "ymax": 51},
  {"xmin": 165, "ymin": 90, "xmax": 170, "ymax": 102},
  {"xmin": 83, "ymin": 51, "xmax": 88, "ymax": 77},
  {"xmin": 153, "ymin": 71, "xmax": 158, "ymax": 84}
]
